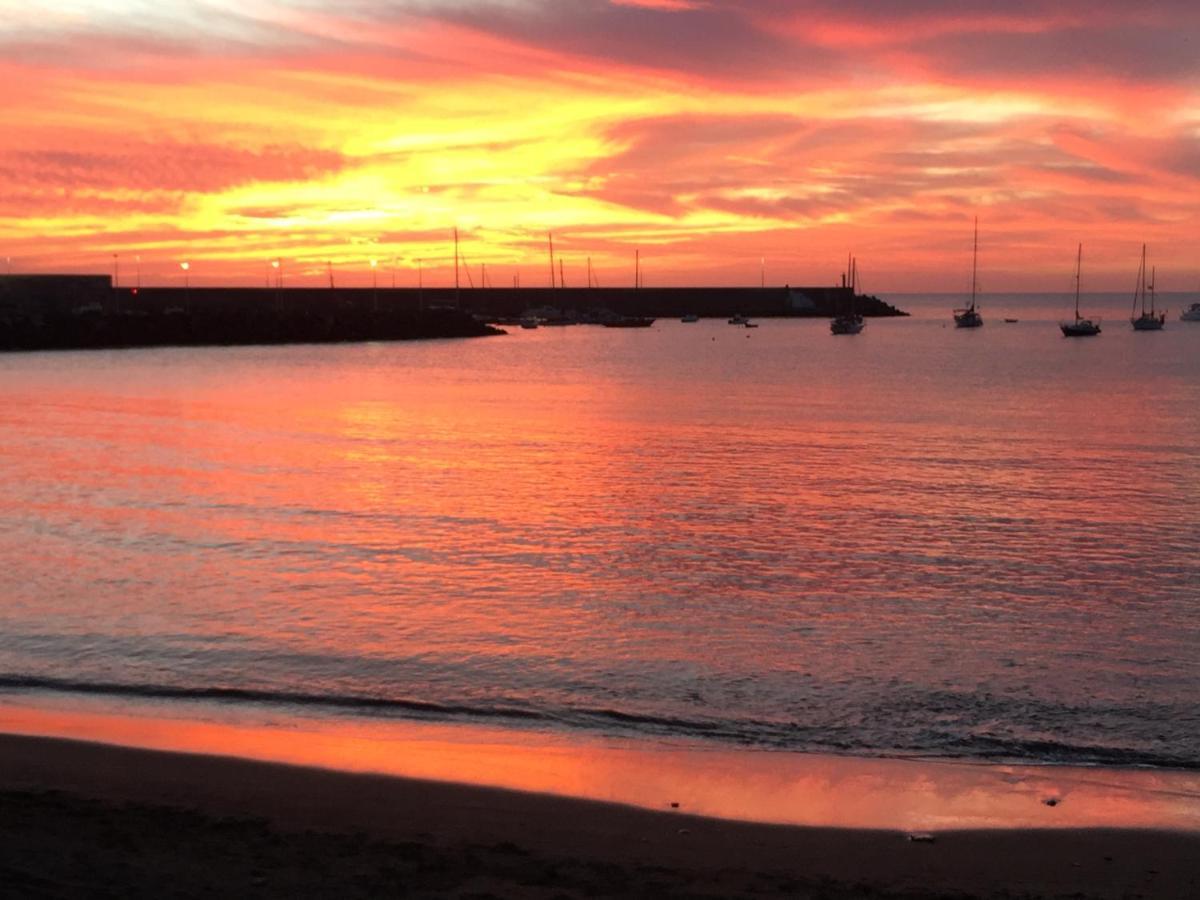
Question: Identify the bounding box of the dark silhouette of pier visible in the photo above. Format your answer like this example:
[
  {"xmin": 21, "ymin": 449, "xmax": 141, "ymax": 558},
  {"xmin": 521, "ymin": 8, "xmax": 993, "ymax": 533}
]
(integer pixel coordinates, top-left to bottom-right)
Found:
[{"xmin": 0, "ymin": 275, "xmax": 907, "ymax": 352}]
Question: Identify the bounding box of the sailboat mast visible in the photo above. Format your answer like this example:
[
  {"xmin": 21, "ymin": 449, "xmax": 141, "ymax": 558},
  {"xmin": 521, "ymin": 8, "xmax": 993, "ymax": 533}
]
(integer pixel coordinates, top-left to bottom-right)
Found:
[
  {"xmin": 851, "ymin": 256, "xmax": 857, "ymax": 315},
  {"xmin": 548, "ymin": 233, "xmax": 556, "ymax": 289},
  {"xmin": 1137, "ymin": 247, "xmax": 1147, "ymax": 316},
  {"xmin": 1080, "ymin": 243, "xmax": 1089, "ymax": 321},
  {"xmin": 971, "ymin": 216, "xmax": 978, "ymax": 311},
  {"xmin": 1132, "ymin": 247, "xmax": 1143, "ymax": 316}
]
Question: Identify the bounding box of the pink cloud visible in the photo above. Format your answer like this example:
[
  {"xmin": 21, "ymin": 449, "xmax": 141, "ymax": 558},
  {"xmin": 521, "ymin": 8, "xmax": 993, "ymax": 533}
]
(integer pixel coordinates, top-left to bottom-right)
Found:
[{"xmin": 2, "ymin": 143, "xmax": 346, "ymax": 194}]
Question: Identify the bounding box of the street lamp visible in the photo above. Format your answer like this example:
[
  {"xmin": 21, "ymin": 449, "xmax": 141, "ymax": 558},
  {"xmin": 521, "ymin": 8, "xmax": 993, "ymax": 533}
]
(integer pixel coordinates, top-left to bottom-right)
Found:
[{"xmin": 180, "ymin": 261, "xmax": 191, "ymax": 314}]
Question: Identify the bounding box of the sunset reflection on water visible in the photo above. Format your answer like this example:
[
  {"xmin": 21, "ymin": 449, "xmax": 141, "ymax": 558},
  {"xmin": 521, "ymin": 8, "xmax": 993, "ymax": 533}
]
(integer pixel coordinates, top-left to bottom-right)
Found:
[{"xmin": 0, "ymin": 315, "xmax": 1198, "ymax": 772}]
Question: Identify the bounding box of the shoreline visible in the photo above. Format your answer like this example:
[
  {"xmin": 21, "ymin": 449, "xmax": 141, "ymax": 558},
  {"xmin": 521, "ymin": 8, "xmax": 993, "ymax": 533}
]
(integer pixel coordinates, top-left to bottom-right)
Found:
[
  {"xmin": 2, "ymin": 731, "xmax": 1198, "ymax": 898},
  {"xmin": 3, "ymin": 697, "xmax": 1199, "ymax": 833}
]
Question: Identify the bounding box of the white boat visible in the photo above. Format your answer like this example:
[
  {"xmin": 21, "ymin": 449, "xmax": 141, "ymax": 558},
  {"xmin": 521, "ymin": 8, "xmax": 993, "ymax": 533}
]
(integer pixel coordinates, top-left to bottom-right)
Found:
[
  {"xmin": 953, "ymin": 218, "xmax": 984, "ymax": 328},
  {"xmin": 519, "ymin": 315, "xmax": 539, "ymax": 329},
  {"xmin": 728, "ymin": 313, "xmax": 749, "ymax": 325},
  {"xmin": 1180, "ymin": 302, "xmax": 1200, "ymax": 322},
  {"xmin": 1130, "ymin": 245, "xmax": 1165, "ymax": 331},
  {"xmin": 1060, "ymin": 244, "xmax": 1101, "ymax": 337}
]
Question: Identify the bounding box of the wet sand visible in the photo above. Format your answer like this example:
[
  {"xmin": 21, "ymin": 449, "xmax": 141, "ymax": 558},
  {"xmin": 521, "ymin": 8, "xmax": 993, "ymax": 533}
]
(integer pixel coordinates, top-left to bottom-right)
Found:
[{"xmin": 1, "ymin": 733, "xmax": 1197, "ymax": 899}]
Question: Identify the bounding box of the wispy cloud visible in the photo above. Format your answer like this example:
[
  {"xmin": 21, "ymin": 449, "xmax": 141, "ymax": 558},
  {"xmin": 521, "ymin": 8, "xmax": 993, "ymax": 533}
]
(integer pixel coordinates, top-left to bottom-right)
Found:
[{"xmin": 1, "ymin": 0, "xmax": 1197, "ymax": 287}]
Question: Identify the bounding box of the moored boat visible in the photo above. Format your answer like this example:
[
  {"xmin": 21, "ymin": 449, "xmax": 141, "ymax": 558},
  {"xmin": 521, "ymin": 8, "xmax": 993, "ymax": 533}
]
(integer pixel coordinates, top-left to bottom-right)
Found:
[
  {"xmin": 831, "ymin": 255, "xmax": 865, "ymax": 335},
  {"xmin": 1130, "ymin": 245, "xmax": 1165, "ymax": 331},
  {"xmin": 681, "ymin": 314, "xmax": 700, "ymax": 323},
  {"xmin": 1180, "ymin": 302, "xmax": 1200, "ymax": 322},
  {"xmin": 953, "ymin": 218, "xmax": 984, "ymax": 328},
  {"xmin": 1060, "ymin": 244, "xmax": 1101, "ymax": 337},
  {"xmin": 602, "ymin": 316, "xmax": 655, "ymax": 328},
  {"xmin": 830, "ymin": 314, "xmax": 863, "ymax": 334}
]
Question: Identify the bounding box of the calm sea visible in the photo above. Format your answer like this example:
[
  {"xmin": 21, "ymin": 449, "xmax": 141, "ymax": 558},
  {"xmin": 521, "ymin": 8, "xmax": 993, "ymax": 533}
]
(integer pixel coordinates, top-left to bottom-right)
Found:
[{"xmin": 1, "ymin": 293, "xmax": 1198, "ymax": 768}]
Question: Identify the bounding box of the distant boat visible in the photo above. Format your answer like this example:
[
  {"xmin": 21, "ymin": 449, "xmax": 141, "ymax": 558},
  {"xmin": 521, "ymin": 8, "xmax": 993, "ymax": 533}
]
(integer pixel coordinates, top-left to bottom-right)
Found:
[
  {"xmin": 1060, "ymin": 244, "xmax": 1101, "ymax": 337},
  {"xmin": 830, "ymin": 313, "xmax": 863, "ymax": 334},
  {"xmin": 603, "ymin": 316, "xmax": 655, "ymax": 328},
  {"xmin": 831, "ymin": 255, "xmax": 865, "ymax": 335},
  {"xmin": 953, "ymin": 218, "xmax": 984, "ymax": 328},
  {"xmin": 1130, "ymin": 245, "xmax": 1165, "ymax": 331},
  {"xmin": 1004, "ymin": 318, "xmax": 1019, "ymax": 324},
  {"xmin": 744, "ymin": 322, "xmax": 759, "ymax": 328},
  {"xmin": 830, "ymin": 314, "xmax": 859, "ymax": 333},
  {"xmin": 519, "ymin": 315, "xmax": 539, "ymax": 330},
  {"xmin": 728, "ymin": 313, "xmax": 749, "ymax": 325},
  {"xmin": 1180, "ymin": 302, "xmax": 1200, "ymax": 322},
  {"xmin": 681, "ymin": 314, "xmax": 700, "ymax": 323}
]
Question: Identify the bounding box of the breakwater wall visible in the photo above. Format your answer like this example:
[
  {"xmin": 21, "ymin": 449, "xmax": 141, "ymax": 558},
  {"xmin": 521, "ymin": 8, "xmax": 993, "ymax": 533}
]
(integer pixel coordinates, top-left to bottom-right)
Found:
[
  {"xmin": 0, "ymin": 277, "xmax": 502, "ymax": 352},
  {"xmin": 0, "ymin": 276, "xmax": 906, "ymax": 352}
]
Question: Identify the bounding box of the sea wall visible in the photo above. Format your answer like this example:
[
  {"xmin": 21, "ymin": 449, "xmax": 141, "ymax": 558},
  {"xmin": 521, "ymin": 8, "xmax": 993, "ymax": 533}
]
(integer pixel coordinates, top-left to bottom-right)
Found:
[{"xmin": 0, "ymin": 277, "xmax": 906, "ymax": 352}]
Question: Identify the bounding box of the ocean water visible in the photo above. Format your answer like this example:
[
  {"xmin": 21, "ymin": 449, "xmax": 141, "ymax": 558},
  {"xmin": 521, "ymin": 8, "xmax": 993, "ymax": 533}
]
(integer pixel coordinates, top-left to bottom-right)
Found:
[{"xmin": 1, "ymin": 294, "xmax": 1198, "ymax": 768}]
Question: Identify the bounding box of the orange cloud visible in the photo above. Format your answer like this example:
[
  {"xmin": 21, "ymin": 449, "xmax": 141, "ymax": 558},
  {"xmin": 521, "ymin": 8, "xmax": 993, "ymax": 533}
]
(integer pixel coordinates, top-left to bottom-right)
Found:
[{"xmin": 1, "ymin": 1, "xmax": 1198, "ymax": 289}]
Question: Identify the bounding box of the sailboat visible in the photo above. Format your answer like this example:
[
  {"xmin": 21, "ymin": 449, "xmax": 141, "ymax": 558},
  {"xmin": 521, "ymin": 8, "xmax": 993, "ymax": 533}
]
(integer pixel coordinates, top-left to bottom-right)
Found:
[
  {"xmin": 1130, "ymin": 245, "xmax": 1166, "ymax": 331},
  {"xmin": 831, "ymin": 254, "xmax": 864, "ymax": 334},
  {"xmin": 1060, "ymin": 244, "xmax": 1101, "ymax": 336},
  {"xmin": 953, "ymin": 218, "xmax": 984, "ymax": 328}
]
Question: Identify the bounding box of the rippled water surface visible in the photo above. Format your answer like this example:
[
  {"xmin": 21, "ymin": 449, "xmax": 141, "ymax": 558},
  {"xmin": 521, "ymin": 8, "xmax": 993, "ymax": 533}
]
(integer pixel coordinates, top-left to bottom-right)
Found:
[{"xmin": 2, "ymin": 295, "xmax": 1198, "ymax": 767}]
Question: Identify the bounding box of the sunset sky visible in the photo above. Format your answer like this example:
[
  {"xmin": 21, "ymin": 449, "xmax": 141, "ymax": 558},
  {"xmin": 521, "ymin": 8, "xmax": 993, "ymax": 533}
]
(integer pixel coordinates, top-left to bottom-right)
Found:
[{"xmin": 1, "ymin": 0, "xmax": 1198, "ymax": 291}]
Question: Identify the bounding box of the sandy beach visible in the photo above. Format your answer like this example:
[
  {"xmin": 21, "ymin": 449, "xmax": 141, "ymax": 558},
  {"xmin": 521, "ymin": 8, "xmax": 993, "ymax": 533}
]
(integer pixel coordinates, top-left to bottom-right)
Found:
[{"xmin": 1, "ymin": 733, "xmax": 1197, "ymax": 899}]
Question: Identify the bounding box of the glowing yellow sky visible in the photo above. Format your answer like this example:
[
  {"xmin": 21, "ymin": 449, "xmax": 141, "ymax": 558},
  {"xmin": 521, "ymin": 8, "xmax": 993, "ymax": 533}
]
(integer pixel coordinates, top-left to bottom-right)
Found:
[{"xmin": 2, "ymin": 1, "xmax": 1198, "ymax": 289}]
